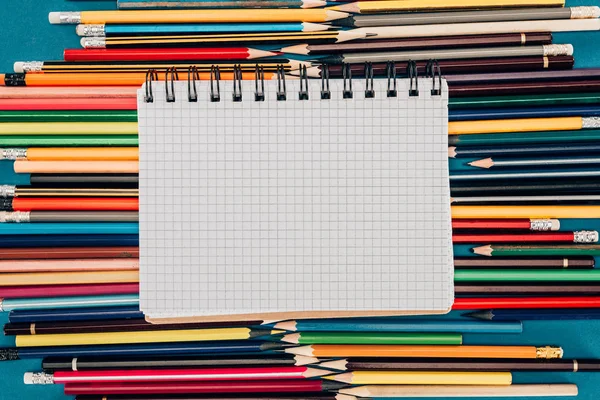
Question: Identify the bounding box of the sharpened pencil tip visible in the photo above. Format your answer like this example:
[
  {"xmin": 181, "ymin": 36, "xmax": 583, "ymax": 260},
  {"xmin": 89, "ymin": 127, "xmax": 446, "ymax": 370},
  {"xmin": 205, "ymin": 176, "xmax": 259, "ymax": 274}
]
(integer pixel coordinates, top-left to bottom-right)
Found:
[
  {"xmin": 463, "ymin": 310, "xmax": 494, "ymax": 320},
  {"xmin": 472, "ymin": 244, "xmax": 493, "ymax": 257},
  {"xmin": 448, "ymin": 147, "xmax": 457, "ymax": 158},
  {"xmin": 469, "ymin": 158, "xmax": 493, "ymax": 169}
]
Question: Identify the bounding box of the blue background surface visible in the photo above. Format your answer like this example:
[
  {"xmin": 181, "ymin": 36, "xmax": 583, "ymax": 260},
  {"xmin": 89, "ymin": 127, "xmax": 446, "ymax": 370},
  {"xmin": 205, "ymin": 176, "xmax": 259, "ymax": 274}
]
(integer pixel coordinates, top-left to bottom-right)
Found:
[{"xmin": 1, "ymin": 0, "xmax": 600, "ymax": 399}]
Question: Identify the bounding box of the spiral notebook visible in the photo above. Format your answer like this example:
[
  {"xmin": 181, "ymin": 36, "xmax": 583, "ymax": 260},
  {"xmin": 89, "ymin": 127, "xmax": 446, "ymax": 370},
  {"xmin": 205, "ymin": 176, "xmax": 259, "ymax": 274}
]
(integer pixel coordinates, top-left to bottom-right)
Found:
[{"xmin": 138, "ymin": 69, "xmax": 453, "ymax": 321}]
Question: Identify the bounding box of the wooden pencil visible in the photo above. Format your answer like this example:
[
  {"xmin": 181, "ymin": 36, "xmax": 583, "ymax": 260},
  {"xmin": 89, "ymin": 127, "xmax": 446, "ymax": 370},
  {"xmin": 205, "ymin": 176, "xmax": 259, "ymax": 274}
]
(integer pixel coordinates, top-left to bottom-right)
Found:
[
  {"xmin": 451, "ymin": 79, "xmax": 600, "ymax": 97},
  {"xmin": 0, "ymin": 258, "xmax": 138, "ymax": 273},
  {"xmin": 451, "ymin": 218, "xmax": 560, "ymax": 230},
  {"xmin": 117, "ymin": 0, "xmax": 328, "ymax": 9},
  {"xmin": 331, "ymin": 0, "xmax": 566, "ymax": 13},
  {"xmin": 0, "ymin": 211, "xmax": 139, "ymax": 223},
  {"xmin": 465, "ymin": 308, "xmax": 600, "ymax": 321},
  {"xmin": 455, "ymin": 269, "xmax": 600, "ymax": 281},
  {"xmin": 0, "ymin": 99, "xmax": 138, "ymax": 111},
  {"xmin": 0, "ymin": 188, "xmax": 139, "ymax": 198},
  {"xmin": 448, "ymin": 117, "xmax": 594, "ymax": 135},
  {"xmin": 453, "ymin": 296, "xmax": 600, "ymax": 309},
  {"xmin": 472, "ymin": 244, "xmax": 600, "ymax": 257},
  {"xmin": 281, "ymin": 332, "xmax": 462, "ymax": 345},
  {"xmin": 0, "ymin": 122, "xmax": 138, "ymax": 135},
  {"xmin": 468, "ymin": 156, "xmax": 600, "ymax": 169},
  {"xmin": 0, "ymin": 270, "xmax": 139, "ymax": 287},
  {"xmin": 448, "ymin": 130, "xmax": 600, "ymax": 147},
  {"xmin": 453, "ymin": 232, "xmax": 598, "ymax": 243},
  {"xmin": 0, "ymin": 86, "xmax": 138, "ymax": 99},
  {"xmin": 323, "ymin": 371, "xmax": 512, "ymax": 385},
  {"xmin": 0, "ymin": 111, "xmax": 137, "ymax": 123},
  {"xmin": 11, "ymin": 161, "xmax": 138, "ymax": 174},
  {"xmin": 0, "ymin": 246, "xmax": 139, "ymax": 259},
  {"xmin": 449, "ymin": 93, "xmax": 600, "ymax": 110},
  {"xmin": 452, "ymin": 205, "xmax": 600, "ymax": 219},
  {"xmin": 455, "ymin": 284, "xmax": 600, "ymax": 294},
  {"xmin": 2, "ymin": 198, "xmax": 138, "ymax": 212},
  {"xmin": 453, "ymin": 257, "xmax": 595, "ymax": 268}
]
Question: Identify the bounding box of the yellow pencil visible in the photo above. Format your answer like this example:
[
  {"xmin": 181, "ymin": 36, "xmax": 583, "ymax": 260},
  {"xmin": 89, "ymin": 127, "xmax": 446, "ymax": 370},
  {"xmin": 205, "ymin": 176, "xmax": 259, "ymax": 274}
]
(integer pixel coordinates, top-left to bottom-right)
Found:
[
  {"xmin": 325, "ymin": 371, "xmax": 512, "ymax": 386},
  {"xmin": 448, "ymin": 117, "xmax": 583, "ymax": 135},
  {"xmin": 452, "ymin": 205, "xmax": 600, "ymax": 219},
  {"xmin": 0, "ymin": 271, "xmax": 139, "ymax": 286},
  {"xmin": 0, "ymin": 122, "xmax": 138, "ymax": 135},
  {"xmin": 15, "ymin": 327, "xmax": 283, "ymax": 347},
  {"xmin": 331, "ymin": 0, "xmax": 565, "ymax": 13},
  {"xmin": 49, "ymin": 9, "xmax": 349, "ymax": 24}
]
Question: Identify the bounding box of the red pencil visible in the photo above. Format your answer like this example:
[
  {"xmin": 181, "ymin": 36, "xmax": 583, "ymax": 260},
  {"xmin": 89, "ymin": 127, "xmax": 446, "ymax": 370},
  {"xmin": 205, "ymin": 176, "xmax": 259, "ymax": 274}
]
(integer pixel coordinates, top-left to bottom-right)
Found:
[
  {"xmin": 0, "ymin": 246, "xmax": 139, "ymax": 260},
  {"xmin": 64, "ymin": 380, "xmax": 346, "ymax": 395},
  {"xmin": 35, "ymin": 367, "xmax": 327, "ymax": 384},
  {"xmin": 0, "ymin": 98, "xmax": 137, "ymax": 111},
  {"xmin": 453, "ymin": 296, "xmax": 600, "ymax": 310},
  {"xmin": 64, "ymin": 48, "xmax": 278, "ymax": 62},
  {"xmin": 452, "ymin": 232, "xmax": 594, "ymax": 244},
  {"xmin": 452, "ymin": 219, "xmax": 559, "ymax": 231},
  {"xmin": 7, "ymin": 198, "xmax": 138, "ymax": 212},
  {"xmin": 0, "ymin": 283, "xmax": 139, "ymax": 299}
]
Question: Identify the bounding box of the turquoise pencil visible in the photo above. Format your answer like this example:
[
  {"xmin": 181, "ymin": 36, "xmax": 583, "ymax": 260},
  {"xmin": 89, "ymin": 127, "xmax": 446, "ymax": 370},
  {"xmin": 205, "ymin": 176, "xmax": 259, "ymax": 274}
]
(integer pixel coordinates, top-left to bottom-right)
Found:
[{"xmin": 0, "ymin": 222, "xmax": 139, "ymax": 235}]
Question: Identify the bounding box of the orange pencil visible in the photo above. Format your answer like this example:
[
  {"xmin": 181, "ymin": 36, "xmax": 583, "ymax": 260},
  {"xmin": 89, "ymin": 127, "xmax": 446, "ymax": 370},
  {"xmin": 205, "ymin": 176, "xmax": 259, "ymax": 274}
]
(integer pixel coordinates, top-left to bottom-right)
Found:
[
  {"xmin": 18, "ymin": 148, "xmax": 139, "ymax": 161},
  {"xmin": 286, "ymin": 345, "xmax": 563, "ymax": 359},
  {"xmin": 13, "ymin": 161, "xmax": 139, "ymax": 174},
  {"xmin": 0, "ymin": 259, "xmax": 139, "ymax": 273},
  {"xmin": 9, "ymin": 198, "xmax": 138, "ymax": 211}
]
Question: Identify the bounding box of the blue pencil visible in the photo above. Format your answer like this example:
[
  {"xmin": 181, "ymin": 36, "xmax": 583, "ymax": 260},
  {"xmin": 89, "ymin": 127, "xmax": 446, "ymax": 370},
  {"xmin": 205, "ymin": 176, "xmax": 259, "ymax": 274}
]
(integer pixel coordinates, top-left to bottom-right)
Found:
[
  {"xmin": 0, "ymin": 234, "xmax": 138, "ymax": 248},
  {"xmin": 466, "ymin": 308, "xmax": 600, "ymax": 321},
  {"xmin": 449, "ymin": 105, "xmax": 600, "ymax": 121},
  {"xmin": 451, "ymin": 168, "xmax": 600, "ymax": 181},
  {"xmin": 0, "ymin": 295, "xmax": 139, "ymax": 312},
  {"xmin": 0, "ymin": 341, "xmax": 289, "ymax": 361},
  {"xmin": 8, "ymin": 306, "xmax": 143, "ymax": 324},
  {"xmin": 269, "ymin": 319, "xmax": 522, "ymax": 334},
  {"xmin": 449, "ymin": 155, "xmax": 600, "ymax": 172},
  {"xmin": 451, "ymin": 143, "xmax": 600, "ymax": 158},
  {"xmin": 0, "ymin": 223, "xmax": 139, "ymax": 235}
]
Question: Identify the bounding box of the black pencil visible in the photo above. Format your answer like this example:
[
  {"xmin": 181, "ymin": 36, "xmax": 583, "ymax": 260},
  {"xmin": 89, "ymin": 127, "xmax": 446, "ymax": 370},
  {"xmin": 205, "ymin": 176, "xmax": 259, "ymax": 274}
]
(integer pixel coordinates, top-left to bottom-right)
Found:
[
  {"xmin": 451, "ymin": 180, "xmax": 600, "ymax": 195},
  {"xmin": 454, "ymin": 257, "xmax": 594, "ymax": 269}
]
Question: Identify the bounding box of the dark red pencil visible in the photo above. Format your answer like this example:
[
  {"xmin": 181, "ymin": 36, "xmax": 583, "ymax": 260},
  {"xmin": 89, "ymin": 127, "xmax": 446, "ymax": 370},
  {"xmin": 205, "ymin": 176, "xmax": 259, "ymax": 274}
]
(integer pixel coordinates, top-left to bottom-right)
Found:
[
  {"xmin": 453, "ymin": 296, "xmax": 600, "ymax": 310},
  {"xmin": 452, "ymin": 219, "xmax": 559, "ymax": 231},
  {"xmin": 452, "ymin": 232, "xmax": 594, "ymax": 243}
]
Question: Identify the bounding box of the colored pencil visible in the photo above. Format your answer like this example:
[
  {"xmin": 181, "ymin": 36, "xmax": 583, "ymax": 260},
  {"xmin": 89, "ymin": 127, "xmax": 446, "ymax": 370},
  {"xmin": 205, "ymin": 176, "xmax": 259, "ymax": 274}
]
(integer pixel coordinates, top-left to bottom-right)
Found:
[
  {"xmin": 5, "ymin": 318, "xmax": 265, "ymax": 336},
  {"xmin": 48, "ymin": 10, "xmax": 350, "ymax": 24},
  {"xmin": 0, "ymin": 341, "xmax": 292, "ymax": 360},
  {"xmin": 0, "ymin": 223, "xmax": 138, "ymax": 235},
  {"xmin": 0, "ymin": 283, "xmax": 139, "ymax": 299},
  {"xmin": 453, "ymin": 257, "xmax": 594, "ymax": 268},
  {"xmin": 61, "ymin": 49, "xmax": 279, "ymax": 63},
  {"xmin": 15, "ymin": 327, "xmax": 281, "ymax": 347},
  {"xmin": 338, "ymin": 384, "xmax": 578, "ymax": 398},
  {"xmin": 453, "ymin": 232, "xmax": 597, "ymax": 243},
  {"xmin": 0, "ymin": 294, "xmax": 139, "ymax": 312},
  {"xmin": 0, "ymin": 122, "xmax": 137, "ymax": 135},
  {"xmin": 73, "ymin": 397, "xmax": 347, "ymax": 400},
  {"xmin": 286, "ymin": 344, "xmax": 562, "ymax": 359},
  {"xmin": 27, "ymin": 175, "xmax": 139, "ymax": 185},
  {"xmin": 323, "ymin": 371, "xmax": 511, "ymax": 385},
  {"xmin": 451, "ymin": 79, "xmax": 600, "ymax": 97},
  {"xmin": 117, "ymin": 0, "xmax": 328, "ymax": 9},
  {"xmin": 449, "ymin": 117, "xmax": 597, "ymax": 135},
  {"xmin": 334, "ymin": 7, "xmax": 599, "ymax": 27},
  {"xmin": 10, "ymin": 160, "xmax": 139, "ymax": 174},
  {"xmin": 0, "ymin": 246, "xmax": 139, "ymax": 259},
  {"xmin": 466, "ymin": 308, "xmax": 600, "ymax": 320},
  {"xmin": 468, "ymin": 156, "xmax": 600, "ymax": 169},
  {"xmin": 0, "ymin": 211, "xmax": 138, "ymax": 223},
  {"xmin": 281, "ymin": 33, "xmax": 553, "ymax": 55},
  {"xmin": 1, "ymin": 198, "xmax": 138, "ymax": 211},
  {"xmin": 452, "ymin": 219, "xmax": 560, "ymax": 230},
  {"xmin": 455, "ymin": 269, "xmax": 600, "ymax": 282},
  {"xmin": 451, "ymin": 194, "xmax": 600, "ymax": 203},
  {"xmin": 447, "ymin": 68, "xmax": 600, "ymax": 84},
  {"xmin": 0, "ymin": 111, "xmax": 137, "ymax": 123},
  {"xmin": 330, "ymin": 0, "xmax": 566, "ymax": 13},
  {"xmin": 0, "ymin": 86, "xmax": 137, "ymax": 99},
  {"xmin": 281, "ymin": 332, "xmax": 462, "ymax": 345},
  {"xmin": 449, "ymin": 93, "xmax": 600, "ymax": 109},
  {"xmin": 456, "ymin": 284, "xmax": 600, "ymax": 295},
  {"xmin": 26, "ymin": 367, "xmax": 329, "ymax": 384},
  {"xmin": 451, "ymin": 181, "xmax": 600, "ymax": 196},
  {"xmin": 8, "ymin": 306, "xmax": 143, "ymax": 324},
  {"xmin": 0, "ymin": 258, "xmax": 138, "ymax": 272},
  {"xmin": 77, "ymin": 23, "xmax": 332, "ymax": 37},
  {"xmin": 316, "ymin": 45, "xmax": 572, "ymax": 65},
  {"xmin": 448, "ymin": 130, "xmax": 600, "ymax": 147},
  {"xmin": 451, "ymin": 105, "xmax": 600, "ymax": 121},
  {"xmin": 0, "ymin": 99, "xmax": 138, "ymax": 111},
  {"xmin": 320, "ymin": 358, "xmax": 600, "ymax": 372},
  {"xmin": 472, "ymin": 244, "xmax": 600, "ymax": 257},
  {"xmin": 42, "ymin": 354, "xmax": 320, "ymax": 371},
  {"xmin": 0, "ymin": 188, "xmax": 139, "ymax": 198},
  {"xmin": 271, "ymin": 319, "xmax": 522, "ymax": 333},
  {"xmin": 452, "ymin": 296, "xmax": 600, "ymax": 309},
  {"xmin": 0, "ymin": 234, "xmax": 139, "ymax": 248},
  {"xmin": 452, "ymin": 206, "xmax": 600, "ymax": 219},
  {"xmin": 0, "ymin": 271, "xmax": 139, "ymax": 287},
  {"xmin": 62, "ymin": 380, "xmax": 347, "ymax": 395}
]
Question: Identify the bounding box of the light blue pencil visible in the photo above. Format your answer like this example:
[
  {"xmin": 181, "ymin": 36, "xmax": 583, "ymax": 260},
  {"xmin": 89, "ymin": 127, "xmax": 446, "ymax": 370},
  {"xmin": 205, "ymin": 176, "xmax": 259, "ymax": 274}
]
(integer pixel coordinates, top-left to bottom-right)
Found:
[
  {"xmin": 0, "ymin": 222, "xmax": 139, "ymax": 235},
  {"xmin": 0, "ymin": 294, "xmax": 139, "ymax": 312}
]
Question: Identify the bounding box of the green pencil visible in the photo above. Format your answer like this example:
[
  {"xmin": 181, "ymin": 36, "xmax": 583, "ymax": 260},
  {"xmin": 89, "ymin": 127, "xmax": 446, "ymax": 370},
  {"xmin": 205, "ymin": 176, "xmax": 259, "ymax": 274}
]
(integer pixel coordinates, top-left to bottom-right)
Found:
[
  {"xmin": 473, "ymin": 244, "xmax": 600, "ymax": 257},
  {"xmin": 0, "ymin": 111, "xmax": 138, "ymax": 122},
  {"xmin": 449, "ymin": 130, "xmax": 600, "ymax": 147},
  {"xmin": 0, "ymin": 135, "xmax": 138, "ymax": 147},
  {"xmin": 455, "ymin": 269, "xmax": 600, "ymax": 282},
  {"xmin": 280, "ymin": 332, "xmax": 462, "ymax": 345},
  {"xmin": 449, "ymin": 93, "xmax": 600, "ymax": 110}
]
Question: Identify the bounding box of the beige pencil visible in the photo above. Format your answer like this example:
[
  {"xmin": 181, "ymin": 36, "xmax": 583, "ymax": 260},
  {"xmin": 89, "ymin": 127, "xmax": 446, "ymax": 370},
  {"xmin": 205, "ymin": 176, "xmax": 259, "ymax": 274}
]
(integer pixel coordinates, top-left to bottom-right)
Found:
[{"xmin": 0, "ymin": 259, "xmax": 139, "ymax": 273}]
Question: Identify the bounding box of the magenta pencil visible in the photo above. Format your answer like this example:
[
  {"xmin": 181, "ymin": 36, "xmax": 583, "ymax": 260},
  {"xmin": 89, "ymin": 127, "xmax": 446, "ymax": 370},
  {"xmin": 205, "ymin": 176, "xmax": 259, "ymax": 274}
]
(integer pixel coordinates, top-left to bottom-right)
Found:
[{"xmin": 0, "ymin": 283, "xmax": 139, "ymax": 299}]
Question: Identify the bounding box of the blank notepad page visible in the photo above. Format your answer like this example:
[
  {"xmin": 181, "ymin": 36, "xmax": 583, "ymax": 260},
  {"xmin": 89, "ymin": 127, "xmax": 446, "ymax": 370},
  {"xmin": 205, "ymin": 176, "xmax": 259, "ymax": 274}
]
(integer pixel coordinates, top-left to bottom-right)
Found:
[{"xmin": 138, "ymin": 77, "xmax": 453, "ymax": 318}]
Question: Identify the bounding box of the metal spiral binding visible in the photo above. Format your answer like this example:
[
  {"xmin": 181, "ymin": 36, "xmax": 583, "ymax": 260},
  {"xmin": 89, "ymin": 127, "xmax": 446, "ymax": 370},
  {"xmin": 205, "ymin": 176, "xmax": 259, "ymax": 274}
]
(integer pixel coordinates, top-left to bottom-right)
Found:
[
  {"xmin": 320, "ymin": 64, "xmax": 331, "ymax": 100},
  {"xmin": 210, "ymin": 65, "xmax": 221, "ymax": 102},
  {"xmin": 298, "ymin": 65, "xmax": 309, "ymax": 101},
  {"xmin": 407, "ymin": 60, "xmax": 419, "ymax": 97},
  {"xmin": 144, "ymin": 69, "xmax": 159, "ymax": 103},
  {"xmin": 276, "ymin": 64, "xmax": 287, "ymax": 101},
  {"xmin": 188, "ymin": 66, "xmax": 199, "ymax": 102},
  {"xmin": 232, "ymin": 64, "xmax": 243, "ymax": 102},
  {"xmin": 364, "ymin": 62, "xmax": 375, "ymax": 98},
  {"xmin": 426, "ymin": 59, "xmax": 442, "ymax": 96},
  {"xmin": 165, "ymin": 67, "xmax": 178, "ymax": 103},
  {"xmin": 342, "ymin": 63, "xmax": 353, "ymax": 99},
  {"xmin": 255, "ymin": 64, "xmax": 265, "ymax": 102},
  {"xmin": 386, "ymin": 61, "xmax": 397, "ymax": 98}
]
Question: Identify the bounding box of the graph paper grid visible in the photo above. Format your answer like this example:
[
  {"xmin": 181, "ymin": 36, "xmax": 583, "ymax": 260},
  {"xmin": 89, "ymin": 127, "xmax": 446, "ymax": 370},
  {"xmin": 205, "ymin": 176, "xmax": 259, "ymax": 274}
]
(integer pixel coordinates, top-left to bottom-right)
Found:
[{"xmin": 138, "ymin": 78, "xmax": 453, "ymax": 317}]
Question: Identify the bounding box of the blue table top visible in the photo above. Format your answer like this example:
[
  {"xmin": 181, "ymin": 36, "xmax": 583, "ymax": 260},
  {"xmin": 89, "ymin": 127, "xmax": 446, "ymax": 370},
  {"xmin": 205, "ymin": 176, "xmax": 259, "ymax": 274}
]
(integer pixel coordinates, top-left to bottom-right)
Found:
[{"xmin": 1, "ymin": 0, "xmax": 600, "ymax": 399}]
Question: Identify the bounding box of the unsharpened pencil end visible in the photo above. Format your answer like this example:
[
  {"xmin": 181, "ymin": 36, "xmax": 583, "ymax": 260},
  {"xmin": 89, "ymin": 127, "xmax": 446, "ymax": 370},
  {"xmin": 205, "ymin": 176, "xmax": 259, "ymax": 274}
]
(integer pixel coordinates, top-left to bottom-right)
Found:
[
  {"xmin": 48, "ymin": 12, "xmax": 61, "ymax": 24},
  {"xmin": 13, "ymin": 63, "xmax": 24, "ymax": 74},
  {"xmin": 23, "ymin": 372, "xmax": 34, "ymax": 385},
  {"xmin": 0, "ymin": 348, "xmax": 19, "ymax": 361},
  {"xmin": 24, "ymin": 372, "xmax": 54, "ymax": 385}
]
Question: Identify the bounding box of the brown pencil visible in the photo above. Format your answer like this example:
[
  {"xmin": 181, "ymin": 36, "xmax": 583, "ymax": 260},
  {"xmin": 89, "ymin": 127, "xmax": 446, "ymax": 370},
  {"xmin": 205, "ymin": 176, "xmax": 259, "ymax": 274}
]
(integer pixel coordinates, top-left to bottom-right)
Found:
[
  {"xmin": 454, "ymin": 257, "xmax": 594, "ymax": 269},
  {"xmin": 0, "ymin": 246, "xmax": 139, "ymax": 259}
]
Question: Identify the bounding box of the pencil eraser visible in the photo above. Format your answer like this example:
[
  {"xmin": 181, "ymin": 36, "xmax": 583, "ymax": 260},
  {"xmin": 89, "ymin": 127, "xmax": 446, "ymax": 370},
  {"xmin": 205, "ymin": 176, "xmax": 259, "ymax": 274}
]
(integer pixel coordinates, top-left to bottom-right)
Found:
[
  {"xmin": 23, "ymin": 372, "xmax": 34, "ymax": 384},
  {"xmin": 566, "ymin": 44, "xmax": 574, "ymax": 56},
  {"xmin": 13, "ymin": 62, "xmax": 24, "ymax": 74},
  {"xmin": 48, "ymin": 12, "xmax": 61, "ymax": 24},
  {"xmin": 76, "ymin": 25, "xmax": 85, "ymax": 36}
]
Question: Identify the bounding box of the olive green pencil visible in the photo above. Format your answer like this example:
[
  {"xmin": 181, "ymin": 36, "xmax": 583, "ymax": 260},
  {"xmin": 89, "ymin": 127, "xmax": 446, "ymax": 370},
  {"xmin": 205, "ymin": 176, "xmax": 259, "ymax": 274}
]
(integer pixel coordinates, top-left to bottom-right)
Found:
[
  {"xmin": 473, "ymin": 244, "xmax": 600, "ymax": 257},
  {"xmin": 0, "ymin": 135, "xmax": 138, "ymax": 147}
]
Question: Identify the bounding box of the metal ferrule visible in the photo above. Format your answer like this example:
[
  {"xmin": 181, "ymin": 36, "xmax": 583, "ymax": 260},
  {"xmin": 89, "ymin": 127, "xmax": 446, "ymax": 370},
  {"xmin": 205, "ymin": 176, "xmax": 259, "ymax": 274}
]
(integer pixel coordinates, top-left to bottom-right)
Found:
[
  {"xmin": 27, "ymin": 372, "xmax": 55, "ymax": 385},
  {"xmin": 536, "ymin": 346, "xmax": 564, "ymax": 359},
  {"xmin": 79, "ymin": 24, "xmax": 105, "ymax": 37},
  {"xmin": 19, "ymin": 62, "xmax": 44, "ymax": 73},
  {"xmin": 529, "ymin": 219, "xmax": 554, "ymax": 231},
  {"xmin": 582, "ymin": 117, "xmax": 600, "ymax": 129},
  {"xmin": 542, "ymin": 44, "xmax": 572, "ymax": 57},
  {"xmin": 58, "ymin": 12, "xmax": 82, "ymax": 24},
  {"xmin": 0, "ymin": 186, "xmax": 16, "ymax": 198},
  {"xmin": 570, "ymin": 6, "xmax": 600, "ymax": 19},
  {"xmin": 0, "ymin": 211, "xmax": 30, "ymax": 223},
  {"xmin": 574, "ymin": 230, "xmax": 599, "ymax": 243},
  {"xmin": 81, "ymin": 37, "xmax": 106, "ymax": 49},
  {"xmin": 0, "ymin": 148, "xmax": 27, "ymax": 160}
]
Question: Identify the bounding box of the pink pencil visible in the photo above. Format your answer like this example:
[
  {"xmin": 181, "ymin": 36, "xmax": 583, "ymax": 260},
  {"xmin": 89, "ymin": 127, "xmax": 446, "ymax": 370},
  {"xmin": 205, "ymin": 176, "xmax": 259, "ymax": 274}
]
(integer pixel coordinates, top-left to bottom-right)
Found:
[
  {"xmin": 0, "ymin": 86, "xmax": 138, "ymax": 99},
  {"xmin": 0, "ymin": 258, "xmax": 139, "ymax": 273},
  {"xmin": 0, "ymin": 283, "xmax": 139, "ymax": 299}
]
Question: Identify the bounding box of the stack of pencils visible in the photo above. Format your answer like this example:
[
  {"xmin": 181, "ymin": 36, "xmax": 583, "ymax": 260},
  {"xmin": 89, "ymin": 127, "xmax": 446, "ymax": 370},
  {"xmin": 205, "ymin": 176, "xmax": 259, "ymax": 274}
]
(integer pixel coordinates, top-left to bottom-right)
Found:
[{"xmin": 2, "ymin": 0, "xmax": 600, "ymax": 399}]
